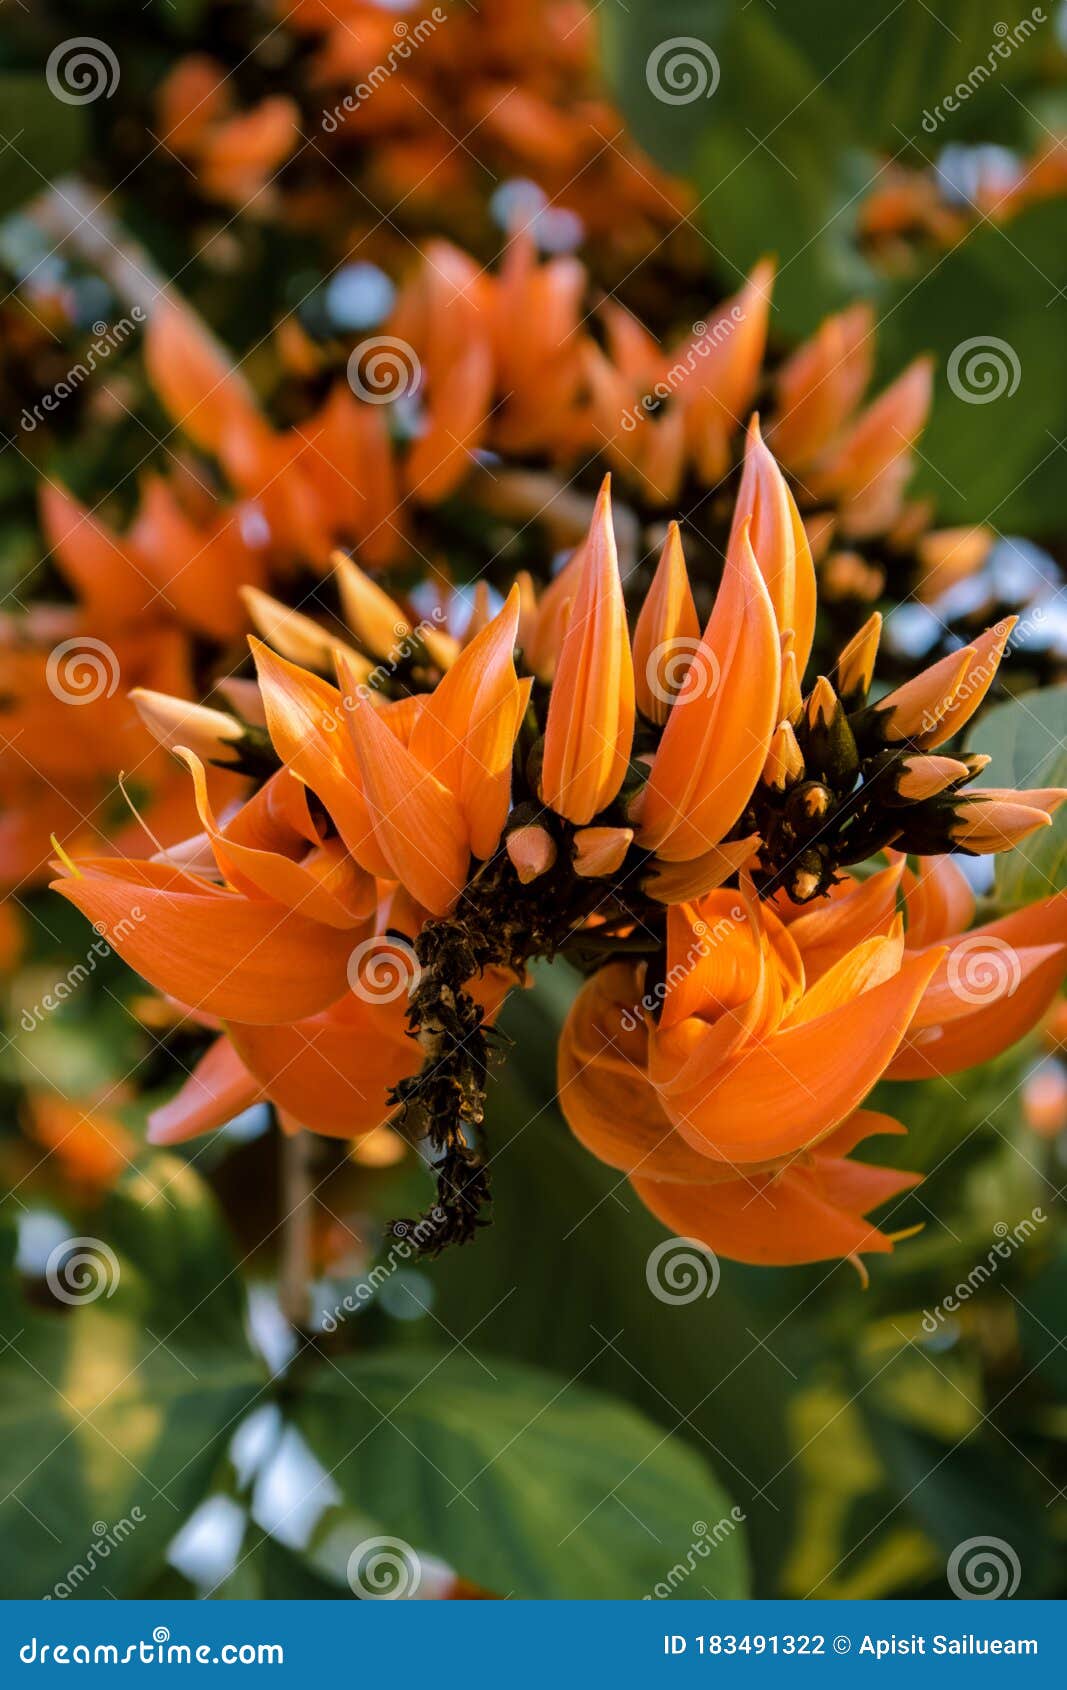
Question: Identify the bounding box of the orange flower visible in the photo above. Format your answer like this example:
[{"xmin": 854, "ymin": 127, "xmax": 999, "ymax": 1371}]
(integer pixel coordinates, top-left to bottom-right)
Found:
[
  {"xmin": 558, "ymin": 951, "xmax": 927, "ymax": 1271},
  {"xmin": 25, "ymin": 1094, "xmax": 137, "ymax": 1195},
  {"xmin": 585, "ymin": 262, "xmax": 773, "ymax": 503},
  {"xmin": 158, "ymin": 54, "xmax": 299, "ymax": 211},
  {"xmin": 561, "ymin": 848, "xmax": 1067, "ymax": 1268},
  {"xmin": 886, "ymin": 855, "xmax": 1067, "ymax": 1080},
  {"xmin": 632, "ymin": 519, "xmax": 779, "ymax": 862},
  {"xmin": 646, "ymin": 883, "xmax": 939, "ymax": 1164},
  {"xmin": 539, "ymin": 478, "xmax": 635, "ymax": 823}
]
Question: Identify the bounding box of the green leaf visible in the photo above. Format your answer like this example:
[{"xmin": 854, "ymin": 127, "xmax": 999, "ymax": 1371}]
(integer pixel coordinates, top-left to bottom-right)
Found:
[
  {"xmin": 1016, "ymin": 1245, "xmax": 1067, "ymax": 1396},
  {"xmin": 209, "ymin": 1527, "xmax": 352, "ymax": 1600},
  {"xmin": 0, "ymin": 1160, "xmax": 264, "ymax": 1598},
  {"xmin": 861, "ymin": 1409, "xmax": 1059, "ymax": 1595},
  {"xmin": 426, "ymin": 982, "xmax": 798, "ymax": 1593},
  {"xmin": 602, "ymin": 0, "xmax": 875, "ymax": 333},
  {"xmin": 876, "ymin": 200, "xmax": 1067, "ymax": 534},
  {"xmin": 967, "ymin": 686, "xmax": 1067, "ymax": 906},
  {"xmin": 0, "ymin": 75, "xmax": 86, "ymax": 219},
  {"xmin": 766, "ymin": 1, "xmax": 1039, "ymax": 148},
  {"xmin": 105, "ymin": 1154, "xmax": 251, "ymax": 1342},
  {"xmin": 296, "ymin": 1348, "xmax": 748, "ymax": 1599},
  {"xmin": 601, "ymin": 0, "xmax": 1043, "ymax": 335}
]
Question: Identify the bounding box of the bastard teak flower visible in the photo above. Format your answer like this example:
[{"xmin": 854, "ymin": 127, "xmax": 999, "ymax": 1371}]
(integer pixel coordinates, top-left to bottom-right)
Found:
[{"xmin": 52, "ymin": 431, "xmax": 1067, "ymax": 1267}]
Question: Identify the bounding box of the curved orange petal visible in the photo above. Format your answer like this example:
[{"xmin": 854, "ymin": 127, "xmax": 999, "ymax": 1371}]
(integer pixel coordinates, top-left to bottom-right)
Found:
[
  {"xmin": 148, "ymin": 1034, "xmax": 262, "ymax": 1145},
  {"xmin": 52, "ymin": 858, "xmax": 357, "ymax": 1023},
  {"xmin": 39, "ymin": 483, "xmax": 150, "ymax": 621},
  {"xmin": 631, "ymin": 523, "xmax": 701, "ymax": 725},
  {"xmin": 636, "ymin": 520, "xmax": 780, "ymax": 860},
  {"xmin": 539, "ymin": 476, "xmax": 635, "ymax": 823},
  {"xmin": 409, "ymin": 585, "xmax": 529, "ymax": 858},
  {"xmin": 901, "ymin": 854, "xmax": 976, "ymax": 948},
  {"xmin": 227, "ymin": 990, "xmax": 419, "ymax": 1139},
  {"xmin": 632, "ymin": 1151, "xmax": 918, "ymax": 1267},
  {"xmin": 342, "ymin": 677, "xmax": 468, "ymax": 915},
  {"xmin": 177, "ymin": 748, "xmax": 374, "ymax": 928},
  {"xmin": 778, "ymin": 859, "xmax": 905, "ymax": 981},
  {"xmin": 888, "ymin": 893, "xmax": 1067, "ymax": 1078},
  {"xmin": 251, "ymin": 637, "xmax": 393, "ymax": 878},
  {"xmin": 661, "ymin": 950, "xmax": 942, "ymax": 1162},
  {"xmin": 145, "ymin": 298, "xmax": 267, "ymax": 456},
  {"xmin": 729, "ymin": 416, "xmax": 817, "ymax": 683},
  {"xmin": 558, "ymin": 964, "xmax": 735, "ymax": 1183}
]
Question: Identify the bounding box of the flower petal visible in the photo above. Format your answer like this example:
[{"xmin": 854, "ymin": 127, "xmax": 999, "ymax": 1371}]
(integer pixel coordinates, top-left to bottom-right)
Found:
[
  {"xmin": 52, "ymin": 858, "xmax": 357, "ymax": 1023},
  {"xmin": 636, "ymin": 519, "xmax": 779, "ymax": 861},
  {"xmin": 148, "ymin": 1035, "xmax": 262, "ymax": 1145}
]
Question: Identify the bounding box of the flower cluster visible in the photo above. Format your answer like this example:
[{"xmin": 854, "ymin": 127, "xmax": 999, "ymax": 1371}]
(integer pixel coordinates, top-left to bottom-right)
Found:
[
  {"xmin": 2, "ymin": 227, "xmax": 967, "ymax": 897},
  {"xmin": 52, "ymin": 429, "xmax": 1067, "ymax": 1268}
]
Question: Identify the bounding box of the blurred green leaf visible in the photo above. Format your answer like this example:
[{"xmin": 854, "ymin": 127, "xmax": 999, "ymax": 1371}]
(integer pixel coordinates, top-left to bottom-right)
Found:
[
  {"xmin": 602, "ymin": 0, "xmax": 1035, "ymax": 333},
  {"xmin": 208, "ymin": 1527, "xmax": 347, "ymax": 1600},
  {"xmin": 969, "ymin": 686, "xmax": 1067, "ymax": 905},
  {"xmin": 876, "ymin": 200, "xmax": 1067, "ymax": 533},
  {"xmin": 0, "ymin": 1163, "xmax": 263, "ymax": 1597},
  {"xmin": 105, "ymin": 1154, "xmax": 251, "ymax": 1342},
  {"xmin": 602, "ymin": 0, "xmax": 874, "ymax": 332},
  {"xmin": 1017, "ymin": 1245, "xmax": 1067, "ymax": 1396},
  {"xmin": 862, "ymin": 1408, "xmax": 1059, "ymax": 1594},
  {"xmin": 297, "ymin": 1346, "xmax": 747, "ymax": 1599},
  {"xmin": 426, "ymin": 982, "xmax": 799, "ymax": 1593},
  {"xmin": 0, "ymin": 76, "xmax": 85, "ymax": 218}
]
